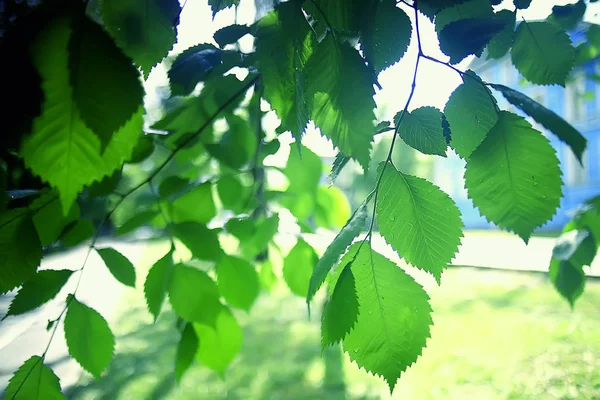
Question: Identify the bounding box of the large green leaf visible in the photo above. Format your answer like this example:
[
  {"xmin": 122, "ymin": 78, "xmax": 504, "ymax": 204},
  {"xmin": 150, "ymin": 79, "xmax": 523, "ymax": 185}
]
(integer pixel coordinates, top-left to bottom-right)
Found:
[
  {"xmin": 305, "ymin": 36, "xmax": 376, "ymax": 170},
  {"xmin": 306, "ymin": 203, "xmax": 368, "ymax": 303},
  {"xmin": 341, "ymin": 243, "xmax": 433, "ymax": 392},
  {"xmin": 194, "ymin": 306, "xmax": 242, "ymax": 376},
  {"xmin": 175, "ymin": 323, "xmax": 199, "ymax": 382},
  {"xmin": 144, "ymin": 248, "xmax": 174, "ymax": 321},
  {"xmin": 100, "ymin": 0, "xmax": 180, "ymax": 77},
  {"xmin": 511, "ymin": 21, "xmax": 574, "ymax": 86},
  {"xmin": 376, "ymin": 163, "xmax": 463, "ymax": 283},
  {"xmin": 465, "ymin": 111, "xmax": 563, "ymax": 242},
  {"xmin": 96, "ymin": 247, "xmax": 136, "ymax": 288},
  {"xmin": 23, "ymin": 16, "xmax": 143, "ymax": 214},
  {"xmin": 0, "ymin": 209, "xmax": 42, "ymax": 294},
  {"xmin": 68, "ymin": 13, "xmax": 144, "ymax": 150},
  {"xmin": 5, "ymin": 270, "xmax": 73, "ymax": 318},
  {"xmin": 395, "ymin": 106, "xmax": 447, "ymax": 157},
  {"xmin": 486, "ymin": 10, "xmax": 516, "ymax": 59},
  {"xmin": 168, "ymin": 44, "xmax": 223, "ymax": 96},
  {"xmin": 490, "ymin": 83, "xmax": 587, "ymax": 164},
  {"xmin": 217, "ymin": 255, "xmax": 260, "ymax": 311},
  {"xmin": 361, "ymin": 0, "xmax": 411, "ymax": 73},
  {"xmin": 169, "ymin": 264, "xmax": 222, "ymax": 325},
  {"xmin": 4, "ymin": 356, "xmax": 65, "ymax": 400},
  {"xmin": 254, "ymin": 1, "xmax": 312, "ymax": 144},
  {"xmin": 283, "ymin": 238, "xmax": 318, "ymax": 297},
  {"xmin": 64, "ymin": 295, "xmax": 115, "ymax": 378},
  {"xmin": 321, "ymin": 262, "xmax": 359, "ymax": 349},
  {"xmin": 172, "ymin": 222, "xmax": 222, "ymax": 261},
  {"xmin": 444, "ymin": 72, "xmax": 498, "ymax": 159}
]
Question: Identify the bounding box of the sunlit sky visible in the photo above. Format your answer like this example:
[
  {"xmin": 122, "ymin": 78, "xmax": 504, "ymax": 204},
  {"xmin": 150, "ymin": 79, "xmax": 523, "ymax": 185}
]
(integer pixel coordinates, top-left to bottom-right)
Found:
[{"xmin": 146, "ymin": 0, "xmax": 600, "ymax": 159}]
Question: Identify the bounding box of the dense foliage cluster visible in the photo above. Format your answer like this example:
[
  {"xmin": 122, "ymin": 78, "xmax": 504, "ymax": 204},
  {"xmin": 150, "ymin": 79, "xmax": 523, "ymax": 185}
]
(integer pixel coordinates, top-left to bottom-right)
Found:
[{"xmin": 1, "ymin": 0, "xmax": 599, "ymax": 396}]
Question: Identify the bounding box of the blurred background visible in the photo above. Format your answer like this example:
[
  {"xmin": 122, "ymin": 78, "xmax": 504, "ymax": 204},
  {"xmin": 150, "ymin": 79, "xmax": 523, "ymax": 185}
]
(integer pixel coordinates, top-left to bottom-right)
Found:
[{"xmin": 1, "ymin": 0, "xmax": 600, "ymax": 399}]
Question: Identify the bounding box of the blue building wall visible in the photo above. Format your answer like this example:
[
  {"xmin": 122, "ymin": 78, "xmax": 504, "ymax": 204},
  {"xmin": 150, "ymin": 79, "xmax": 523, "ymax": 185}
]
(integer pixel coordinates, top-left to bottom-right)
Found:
[{"xmin": 434, "ymin": 27, "xmax": 600, "ymax": 231}]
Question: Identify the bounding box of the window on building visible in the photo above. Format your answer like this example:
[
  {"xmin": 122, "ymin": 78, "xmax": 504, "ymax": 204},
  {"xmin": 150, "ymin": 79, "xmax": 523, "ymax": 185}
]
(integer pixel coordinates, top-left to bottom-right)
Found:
[
  {"xmin": 565, "ymin": 148, "xmax": 588, "ymax": 186},
  {"xmin": 565, "ymin": 71, "xmax": 587, "ymax": 121}
]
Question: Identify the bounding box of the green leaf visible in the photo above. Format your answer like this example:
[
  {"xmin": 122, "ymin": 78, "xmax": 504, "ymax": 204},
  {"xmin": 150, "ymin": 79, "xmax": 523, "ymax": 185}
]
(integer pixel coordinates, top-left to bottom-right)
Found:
[
  {"xmin": 302, "ymin": 0, "xmax": 365, "ymax": 34},
  {"xmin": 361, "ymin": 0, "xmax": 411, "ymax": 73},
  {"xmin": 60, "ymin": 219, "xmax": 95, "ymax": 246},
  {"xmin": 465, "ymin": 111, "xmax": 563, "ymax": 242},
  {"xmin": 87, "ymin": 169, "xmax": 122, "ymax": 198},
  {"xmin": 418, "ymin": 0, "xmax": 477, "ymax": 20},
  {"xmin": 32, "ymin": 195, "xmax": 79, "ymax": 246},
  {"xmin": 23, "ymin": 16, "xmax": 143, "ymax": 214},
  {"xmin": 4, "ymin": 356, "xmax": 65, "ymax": 400},
  {"xmin": 258, "ymin": 260, "xmax": 278, "ymax": 292},
  {"xmin": 171, "ymin": 183, "xmax": 216, "ymax": 224},
  {"xmin": 144, "ymin": 248, "xmax": 174, "ymax": 321},
  {"xmin": 439, "ymin": 17, "xmax": 508, "ymax": 64},
  {"xmin": 96, "ymin": 247, "xmax": 136, "ymax": 287},
  {"xmin": 587, "ymin": 24, "xmax": 600, "ymax": 48},
  {"xmin": 209, "ymin": 0, "xmax": 240, "ymax": 16},
  {"xmin": 435, "ymin": 0, "xmax": 493, "ymax": 33},
  {"xmin": 217, "ymin": 175, "xmax": 247, "ymax": 211},
  {"xmin": 321, "ymin": 262, "xmax": 359, "ymax": 348},
  {"xmin": 100, "ymin": 0, "xmax": 180, "ymax": 77},
  {"xmin": 217, "ymin": 255, "xmax": 260, "ymax": 311},
  {"xmin": 552, "ymin": 229, "xmax": 597, "ymax": 266},
  {"xmin": 0, "ymin": 209, "xmax": 42, "ymax": 294},
  {"xmin": 172, "ymin": 222, "xmax": 222, "ymax": 261},
  {"xmin": 444, "ymin": 72, "xmax": 499, "ymax": 159},
  {"xmin": 329, "ymin": 152, "xmax": 350, "ymax": 184},
  {"xmin": 116, "ymin": 210, "xmax": 160, "ymax": 236},
  {"xmin": 549, "ymin": 0, "xmax": 586, "ymax": 31},
  {"xmin": 307, "ymin": 204, "xmax": 368, "ymax": 303},
  {"xmin": 168, "ymin": 44, "xmax": 223, "ymax": 96},
  {"xmin": 5, "ymin": 270, "xmax": 73, "ymax": 318},
  {"xmin": 514, "ymin": 0, "xmax": 531, "ymax": 9},
  {"xmin": 158, "ymin": 176, "xmax": 190, "ymax": 199},
  {"xmin": 64, "ymin": 295, "xmax": 115, "ymax": 378},
  {"xmin": 284, "ymin": 144, "xmax": 323, "ymax": 194},
  {"xmin": 69, "ymin": 13, "xmax": 144, "ymax": 151},
  {"xmin": 283, "ymin": 238, "xmax": 318, "ymax": 297},
  {"xmin": 395, "ymin": 106, "xmax": 448, "ymax": 157},
  {"xmin": 376, "ymin": 163, "xmax": 463, "ymax": 283},
  {"xmin": 127, "ymin": 134, "xmax": 155, "ymax": 163},
  {"xmin": 511, "ymin": 21, "xmax": 575, "ymax": 86},
  {"xmin": 486, "ymin": 10, "xmax": 516, "ymax": 59},
  {"xmin": 214, "ymin": 24, "xmax": 250, "ymax": 48},
  {"xmin": 239, "ymin": 214, "xmax": 280, "ymax": 258},
  {"xmin": 315, "ymin": 186, "xmax": 351, "ymax": 229},
  {"xmin": 305, "ymin": 36, "xmax": 376, "ymax": 170},
  {"xmin": 549, "ymin": 259, "xmax": 585, "ymax": 307},
  {"xmin": 490, "ymin": 83, "xmax": 587, "ymax": 164},
  {"xmin": 175, "ymin": 323, "xmax": 199, "ymax": 382},
  {"xmin": 169, "ymin": 264, "xmax": 222, "ymax": 324},
  {"xmin": 194, "ymin": 306, "xmax": 242, "ymax": 375},
  {"xmin": 341, "ymin": 243, "xmax": 433, "ymax": 392},
  {"xmin": 254, "ymin": 1, "xmax": 312, "ymax": 144}
]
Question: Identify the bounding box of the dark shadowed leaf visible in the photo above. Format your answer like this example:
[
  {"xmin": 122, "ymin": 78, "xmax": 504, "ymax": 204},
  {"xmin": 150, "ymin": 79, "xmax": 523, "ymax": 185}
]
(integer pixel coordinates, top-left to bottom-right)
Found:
[
  {"xmin": 172, "ymin": 222, "xmax": 222, "ymax": 261},
  {"xmin": 321, "ymin": 262, "xmax": 359, "ymax": 348},
  {"xmin": 175, "ymin": 323, "xmax": 199, "ymax": 382},
  {"xmin": 168, "ymin": 44, "xmax": 223, "ymax": 96},
  {"xmin": 214, "ymin": 24, "xmax": 250, "ymax": 47}
]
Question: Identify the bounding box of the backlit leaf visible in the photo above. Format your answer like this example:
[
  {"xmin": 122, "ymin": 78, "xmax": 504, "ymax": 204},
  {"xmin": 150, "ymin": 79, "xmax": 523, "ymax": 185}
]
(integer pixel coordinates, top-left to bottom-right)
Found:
[
  {"xmin": 4, "ymin": 356, "xmax": 65, "ymax": 399},
  {"xmin": 376, "ymin": 163, "xmax": 463, "ymax": 283},
  {"xmin": 341, "ymin": 243, "xmax": 433, "ymax": 392},
  {"xmin": 32, "ymin": 195, "xmax": 79, "ymax": 246},
  {"xmin": 23, "ymin": 16, "xmax": 143, "ymax": 214},
  {"xmin": 171, "ymin": 183, "xmax": 216, "ymax": 224},
  {"xmin": 315, "ymin": 185, "xmax": 351, "ymax": 229},
  {"xmin": 217, "ymin": 255, "xmax": 260, "ymax": 311},
  {"xmin": 486, "ymin": 10, "xmax": 516, "ymax": 59},
  {"xmin": 305, "ymin": 35, "xmax": 376, "ymax": 170},
  {"xmin": 96, "ymin": 247, "xmax": 136, "ymax": 287},
  {"xmin": 395, "ymin": 106, "xmax": 447, "ymax": 156},
  {"xmin": 283, "ymin": 238, "xmax": 318, "ymax": 297},
  {"xmin": 169, "ymin": 264, "xmax": 222, "ymax": 325},
  {"xmin": 194, "ymin": 306, "xmax": 242, "ymax": 375},
  {"xmin": 172, "ymin": 222, "xmax": 222, "ymax": 261},
  {"xmin": 64, "ymin": 295, "xmax": 115, "ymax": 378},
  {"xmin": 5, "ymin": 270, "xmax": 73, "ymax": 318},
  {"xmin": 116, "ymin": 210, "xmax": 160, "ymax": 236},
  {"xmin": 465, "ymin": 111, "xmax": 562, "ymax": 242},
  {"xmin": 511, "ymin": 21, "xmax": 574, "ymax": 86},
  {"xmin": 144, "ymin": 248, "xmax": 174, "ymax": 321},
  {"xmin": 549, "ymin": 259, "xmax": 585, "ymax": 307},
  {"xmin": 60, "ymin": 219, "xmax": 95, "ymax": 246},
  {"xmin": 444, "ymin": 72, "xmax": 498, "ymax": 159}
]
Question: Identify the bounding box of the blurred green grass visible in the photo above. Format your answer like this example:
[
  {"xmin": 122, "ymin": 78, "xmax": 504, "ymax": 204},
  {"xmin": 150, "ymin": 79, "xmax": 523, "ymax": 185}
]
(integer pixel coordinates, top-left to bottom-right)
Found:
[{"xmin": 67, "ymin": 242, "xmax": 600, "ymax": 400}]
